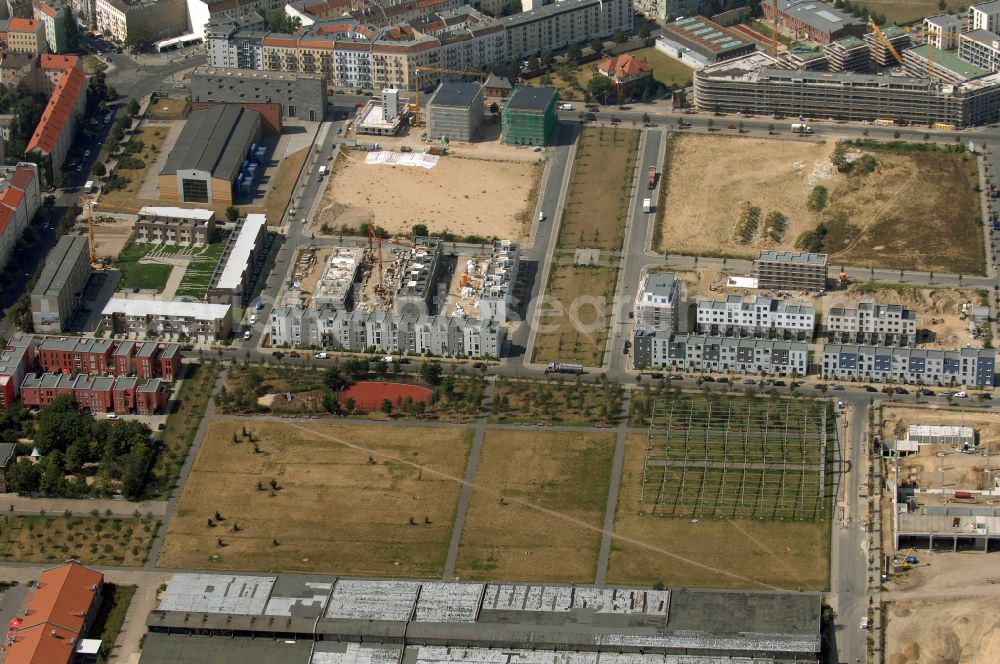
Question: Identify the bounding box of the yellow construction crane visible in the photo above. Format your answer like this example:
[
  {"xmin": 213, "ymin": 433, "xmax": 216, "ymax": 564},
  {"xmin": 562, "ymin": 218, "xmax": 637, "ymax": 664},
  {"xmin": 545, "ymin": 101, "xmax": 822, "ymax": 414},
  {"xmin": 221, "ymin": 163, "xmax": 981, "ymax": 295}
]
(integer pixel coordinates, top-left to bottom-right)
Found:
[
  {"xmin": 870, "ymin": 18, "xmax": 906, "ymax": 67},
  {"xmin": 409, "ymin": 67, "xmax": 488, "ymax": 127}
]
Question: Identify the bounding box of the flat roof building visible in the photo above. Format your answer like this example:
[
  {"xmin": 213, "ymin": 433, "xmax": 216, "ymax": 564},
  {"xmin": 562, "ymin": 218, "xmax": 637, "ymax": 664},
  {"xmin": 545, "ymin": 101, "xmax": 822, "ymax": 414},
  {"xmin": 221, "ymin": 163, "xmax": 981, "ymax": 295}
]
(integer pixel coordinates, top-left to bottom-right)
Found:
[
  {"xmin": 501, "ymin": 86, "xmax": 557, "ymax": 146},
  {"xmin": 30, "ymin": 234, "xmax": 90, "ymax": 334},
  {"xmin": 754, "ymin": 250, "xmax": 828, "ymax": 291},
  {"xmin": 136, "ymin": 207, "xmax": 217, "ymax": 247},
  {"xmin": 824, "ymin": 35, "xmax": 870, "ymax": 73},
  {"xmin": 694, "ymin": 52, "xmax": 1000, "ymax": 127},
  {"xmin": 312, "ymin": 246, "xmax": 364, "ymax": 310},
  {"xmin": 208, "ymin": 213, "xmax": 266, "ymax": 305},
  {"xmin": 822, "ymin": 344, "xmax": 996, "ymax": 386},
  {"xmin": 478, "ymin": 239, "xmax": 519, "ymax": 323},
  {"xmin": 634, "ymin": 332, "xmax": 809, "ymax": 375},
  {"xmin": 924, "ymin": 13, "xmax": 963, "ymax": 50},
  {"xmin": 393, "ymin": 236, "xmax": 443, "ymax": 316},
  {"xmin": 102, "ymin": 298, "xmax": 233, "ymax": 342},
  {"xmin": 826, "ymin": 301, "xmax": 917, "ymax": 346},
  {"xmin": 764, "ymin": 0, "xmax": 866, "ymax": 44},
  {"xmin": 427, "ymin": 81, "xmax": 485, "ymax": 142},
  {"xmin": 355, "ymin": 88, "xmax": 407, "ymax": 136},
  {"xmin": 190, "ymin": 66, "xmax": 326, "ymax": 121},
  {"xmin": 660, "ymin": 16, "xmax": 756, "ymax": 63},
  {"xmin": 0, "ymin": 335, "xmax": 34, "ymax": 407},
  {"xmin": 960, "ymin": 29, "xmax": 1000, "ymax": 73},
  {"xmin": 159, "ymin": 104, "xmax": 262, "ymax": 205},
  {"xmin": 635, "ymin": 272, "xmax": 682, "ymax": 333},
  {"xmin": 972, "ymin": 0, "xmax": 1000, "ymax": 33},
  {"xmin": 696, "ymin": 295, "xmax": 816, "ymax": 340},
  {"xmin": 141, "ymin": 573, "xmax": 821, "ymax": 663},
  {"xmin": 865, "ymin": 25, "xmax": 911, "ymax": 68}
]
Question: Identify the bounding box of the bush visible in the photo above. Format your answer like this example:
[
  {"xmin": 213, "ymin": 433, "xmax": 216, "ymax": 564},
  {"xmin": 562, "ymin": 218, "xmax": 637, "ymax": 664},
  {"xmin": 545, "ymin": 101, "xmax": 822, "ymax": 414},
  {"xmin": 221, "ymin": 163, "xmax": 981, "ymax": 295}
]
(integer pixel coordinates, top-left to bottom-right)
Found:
[
  {"xmin": 797, "ymin": 222, "xmax": 828, "ymax": 253},
  {"xmin": 807, "ymin": 185, "xmax": 828, "ymax": 211}
]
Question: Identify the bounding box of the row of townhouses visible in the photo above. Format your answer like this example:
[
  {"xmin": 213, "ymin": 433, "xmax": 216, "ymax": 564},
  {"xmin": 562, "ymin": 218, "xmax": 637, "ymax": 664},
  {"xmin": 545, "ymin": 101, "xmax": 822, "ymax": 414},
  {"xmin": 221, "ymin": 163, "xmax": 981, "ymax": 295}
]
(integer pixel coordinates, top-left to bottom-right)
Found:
[
  {"xmin": 208, "ymin": 0, "xmax": 633, "ymax": 90},
  {"xmin": 269, "ymin": 306, "xmax": 503, "ymax": 357},
  {"xmin": 696, "ymin": 295, "xmax": 816, "ymax": 341},
  {"xmin": 633, "ymin": 333, "xmax": 995, "ymax": 386}
]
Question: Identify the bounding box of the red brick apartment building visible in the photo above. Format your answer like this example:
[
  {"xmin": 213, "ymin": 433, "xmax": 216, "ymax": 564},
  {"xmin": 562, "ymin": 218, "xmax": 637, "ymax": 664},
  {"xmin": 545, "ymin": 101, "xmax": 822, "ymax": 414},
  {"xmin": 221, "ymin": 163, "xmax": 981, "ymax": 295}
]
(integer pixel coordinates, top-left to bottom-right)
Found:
[
  {"xmin": 20, "ymin": 373, "xmax": 169, "ymax": 415},
  {"xmin": 6, "ymin": 561, "xmax": 103, "ymax": 664},
  {"xmin": 35, "ymin": 336, "xmax": 182, "ymax": 380}
]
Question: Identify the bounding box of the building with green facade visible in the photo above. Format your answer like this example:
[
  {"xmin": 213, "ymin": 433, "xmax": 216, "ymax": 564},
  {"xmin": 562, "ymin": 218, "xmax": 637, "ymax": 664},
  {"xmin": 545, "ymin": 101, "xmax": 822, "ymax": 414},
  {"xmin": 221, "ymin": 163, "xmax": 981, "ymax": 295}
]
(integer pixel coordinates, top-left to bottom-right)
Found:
[{"xmin": 501, "ymin": 86, "xmax": 558, "ymax": 146}]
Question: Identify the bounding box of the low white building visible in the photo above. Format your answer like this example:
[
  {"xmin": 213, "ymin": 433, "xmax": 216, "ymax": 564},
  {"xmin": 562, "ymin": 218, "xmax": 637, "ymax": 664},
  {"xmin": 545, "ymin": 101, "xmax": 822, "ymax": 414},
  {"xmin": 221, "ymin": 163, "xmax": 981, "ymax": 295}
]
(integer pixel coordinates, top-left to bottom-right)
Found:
[
  {"xmin": 477, "ymin": 240, "xmax": 519, "ymax": 323},
  {"xmin": 102, "ymin": 298, "xmax": 232, "ymax": 341},
  {"xmin": 821, "ymin": 344, "xmax": 996, "ymax": 386},
  {"xmin": 635, "ymin": 272, "xmax": 682, "ymax": 333},
  {"xmin": 696, "ymin": 295, "xmax": 815, "ymax": 340}
]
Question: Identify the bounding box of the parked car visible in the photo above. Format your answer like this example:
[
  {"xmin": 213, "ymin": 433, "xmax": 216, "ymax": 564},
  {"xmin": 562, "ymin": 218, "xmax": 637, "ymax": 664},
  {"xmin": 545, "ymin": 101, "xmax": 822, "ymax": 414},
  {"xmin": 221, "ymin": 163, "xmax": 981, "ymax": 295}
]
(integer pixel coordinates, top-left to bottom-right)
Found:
[
  {"xmin": 650, "ymin": 372, "xmax": 664, "ymax": 380},
  {"xmin": 669, "ymin": 374, "xmax": 684, "ymax": 381},
  {"xmin": 289, "ymin": 351, "xmax": 301, "ymax": 358},
  {"xmin": 864, "ymin": 385, "xmax": 878, "ymax": 392},
  {"xmin": 701, "ymin": 376, "xmax": 715, "ymax": 382},
  {"xmin": 955, "ymin": 391, "xmax": 968, "ymax": 398},
  {"xmin": 832, "ymin": 384, "xmax": 845, "ymax": 390},
  {"xmin": 742, "ymin": 379, "xmax": 756, "ymax": 385},
  {"xmin": 726, "ymin": 124, "xmax": 738, "ymax": 129},
  {"xmin": 316, "ymin": 352, "xmax": 328, "ymax": 359},
  {"xmin": 772, "ymin": 380, "xmax": 786, "ymax": 387},
  {"xmin": 921, "ymin": 389, "xmax": 936, "ymax": 396}
]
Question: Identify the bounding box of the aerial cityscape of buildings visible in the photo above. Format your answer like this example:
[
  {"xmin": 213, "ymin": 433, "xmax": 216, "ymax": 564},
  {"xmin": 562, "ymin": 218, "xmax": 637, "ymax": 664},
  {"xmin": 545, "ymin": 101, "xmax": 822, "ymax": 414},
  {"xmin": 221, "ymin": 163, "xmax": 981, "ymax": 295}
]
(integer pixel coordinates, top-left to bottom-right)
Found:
[{"xmin": 1, "ymin": 1, "xmax": 1000, "ymax": 663}]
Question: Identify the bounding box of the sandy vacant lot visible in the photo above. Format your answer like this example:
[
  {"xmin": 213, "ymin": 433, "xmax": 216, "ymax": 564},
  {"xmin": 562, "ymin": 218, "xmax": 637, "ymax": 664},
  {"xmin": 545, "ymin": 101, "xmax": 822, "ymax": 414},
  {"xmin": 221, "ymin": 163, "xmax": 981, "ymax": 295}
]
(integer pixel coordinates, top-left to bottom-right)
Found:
[
  {"xmin": 607, "ymin": 434, "xmax": 829, "ymax": 591},
  {"xmin": 92, "ymin": 218, "xmax": 133, "ymax": 259},
  {"xmin": 160, "ymin": 421, "xmax": 471, "ymax": 576},
  {"xmin": 659, "ymin": 135, "xmax": 836, "ymax": 258},
  {"xmin": 316, "ymin": 149, "xmax": 542, "ymax": 240},
  {"xmin": 882, "ymin": 405, "xmax": 1000, "ymax": 490},
  {"xmin": 659, "ymin": 136, "xmax": 983, "ymax": 273},
  {"xmin": 886, "ymin": 551, "xmax": 1000, "ymax": 664},
  {"xmin": 455, "ymin": 430, "xmax": 615, "ymax": 583}
]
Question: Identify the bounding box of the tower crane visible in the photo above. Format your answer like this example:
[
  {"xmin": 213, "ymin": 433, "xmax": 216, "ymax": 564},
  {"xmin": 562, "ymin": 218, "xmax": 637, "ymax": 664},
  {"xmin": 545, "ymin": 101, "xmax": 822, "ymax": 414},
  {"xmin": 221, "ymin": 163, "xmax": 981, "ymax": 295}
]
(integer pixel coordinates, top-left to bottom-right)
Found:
[
  {"xmin": 410, "ymin": 67, "xmax": 488, "ymax": 127},
  {"xmin": 870, "ymin": 18, "xmax": 907, "ymax": 68}
]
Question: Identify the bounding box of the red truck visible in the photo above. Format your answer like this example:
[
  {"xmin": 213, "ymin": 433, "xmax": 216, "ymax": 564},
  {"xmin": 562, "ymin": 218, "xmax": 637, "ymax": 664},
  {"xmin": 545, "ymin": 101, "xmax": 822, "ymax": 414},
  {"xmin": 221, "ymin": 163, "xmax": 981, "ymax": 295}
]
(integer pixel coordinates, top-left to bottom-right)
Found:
[{"xmin": 646, "ymin": 167, "xmax": 656, "ymax": 190}]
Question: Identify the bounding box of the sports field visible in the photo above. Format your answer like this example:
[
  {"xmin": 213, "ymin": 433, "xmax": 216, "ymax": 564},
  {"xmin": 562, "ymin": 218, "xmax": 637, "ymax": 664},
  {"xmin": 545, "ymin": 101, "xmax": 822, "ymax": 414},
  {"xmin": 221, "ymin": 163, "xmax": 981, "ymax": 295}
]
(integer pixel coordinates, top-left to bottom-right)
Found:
[{"xmin": 159, "ymin": 421, "xmax": 472, "ymax": 576}]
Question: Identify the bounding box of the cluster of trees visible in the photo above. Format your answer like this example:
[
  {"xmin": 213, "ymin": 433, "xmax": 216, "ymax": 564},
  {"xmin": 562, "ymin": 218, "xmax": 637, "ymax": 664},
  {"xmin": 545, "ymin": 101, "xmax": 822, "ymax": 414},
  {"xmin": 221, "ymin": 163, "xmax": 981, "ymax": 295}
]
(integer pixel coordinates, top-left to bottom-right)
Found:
[
  {"xmin": 807, "ymin": 185, "xmax": 828, "ymax": 211},
  {"xmin": 0, "ymin": 84, "xmax": 46, "ymax": 160},
  {"xmin": 266, "ymin": 10, "xmax": 301, "ymax": 34},
  {"xmin": 797, "ymin": 221, "xmax": 829, "ymax": 253},
  {"xmin": 5, "ymin": 396, "xmax": 154, "ymax": 499},
  {"xmin": 831, "ymin": 144, "xmax": 879, "ymax": 176}
]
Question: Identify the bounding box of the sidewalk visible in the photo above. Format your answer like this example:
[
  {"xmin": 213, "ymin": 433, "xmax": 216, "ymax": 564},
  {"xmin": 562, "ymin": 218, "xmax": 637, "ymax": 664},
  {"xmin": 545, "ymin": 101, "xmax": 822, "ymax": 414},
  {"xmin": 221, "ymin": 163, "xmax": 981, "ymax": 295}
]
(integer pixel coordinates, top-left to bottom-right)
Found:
[{"xmin": 0, "ymin": 496, "xmax": 166, "ymax": 518}]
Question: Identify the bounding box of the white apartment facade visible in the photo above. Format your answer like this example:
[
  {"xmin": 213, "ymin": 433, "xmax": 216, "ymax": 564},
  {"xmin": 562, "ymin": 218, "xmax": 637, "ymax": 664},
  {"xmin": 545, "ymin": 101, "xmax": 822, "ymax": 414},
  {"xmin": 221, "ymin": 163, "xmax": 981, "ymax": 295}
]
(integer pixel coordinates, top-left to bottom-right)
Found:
[
  {"xmin": 633, "ymin": 332, "xmax": 809, "ymax": 376},
  {"xmin": 634, "ymin": 272, "xmax": 681, "ymax": 333},
  {"xmin": 477, "ymin": 239, "xmax": 519, "ymax": 323},
  {"xmin": 696, "ymin": 295, "xmax": 815, "ymax": 340},
  {"xmin": 971, "ymin": 0, "xmax": 1000, "ymax": 33},
  {"xmin": 825, "ymin": 301, "xmax": 917, "ymax": 346}
]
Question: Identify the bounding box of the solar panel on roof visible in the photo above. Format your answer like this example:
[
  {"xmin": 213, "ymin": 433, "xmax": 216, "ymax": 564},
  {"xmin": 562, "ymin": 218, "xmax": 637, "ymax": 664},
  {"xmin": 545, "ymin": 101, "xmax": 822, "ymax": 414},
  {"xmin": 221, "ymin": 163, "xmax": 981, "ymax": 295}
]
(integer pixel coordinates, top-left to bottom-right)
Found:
[{"xmin": 694, "ymin": 27, "xmax": 713, "ymax": 35}]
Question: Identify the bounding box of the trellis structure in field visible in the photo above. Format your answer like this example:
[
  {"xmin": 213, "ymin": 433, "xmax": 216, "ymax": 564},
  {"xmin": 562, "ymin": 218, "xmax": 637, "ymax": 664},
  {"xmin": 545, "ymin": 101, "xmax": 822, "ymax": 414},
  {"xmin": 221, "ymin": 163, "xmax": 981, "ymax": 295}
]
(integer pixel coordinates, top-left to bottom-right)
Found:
[{"xmin": 641, "ymin": 395, "xmax": 830, "ymax": 520}]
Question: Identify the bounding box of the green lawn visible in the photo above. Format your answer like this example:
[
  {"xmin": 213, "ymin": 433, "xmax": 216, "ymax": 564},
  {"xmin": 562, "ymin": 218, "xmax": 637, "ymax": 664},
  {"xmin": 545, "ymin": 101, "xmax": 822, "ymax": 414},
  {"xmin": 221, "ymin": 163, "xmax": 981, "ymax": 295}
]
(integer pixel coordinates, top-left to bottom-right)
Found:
[
  {"xmin": 624, "ymin": 47, "xmax": 694, "ymax": 88},
  {"xmin": 120, "ymin": 262, "xmax": 172, "ymax": 292}
]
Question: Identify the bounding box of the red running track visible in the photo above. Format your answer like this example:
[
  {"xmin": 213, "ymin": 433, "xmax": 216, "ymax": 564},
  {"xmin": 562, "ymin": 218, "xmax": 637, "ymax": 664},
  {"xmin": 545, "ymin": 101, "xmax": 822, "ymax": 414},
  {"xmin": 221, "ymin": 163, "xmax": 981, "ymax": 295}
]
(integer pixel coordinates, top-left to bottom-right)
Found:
[
  {"xmin": 732, "ymin": 23, "xmax": 770, "ymax": 44},
  {"xmin": 338, "ymin": 382, "xmax": 433, "ymax": 411}
]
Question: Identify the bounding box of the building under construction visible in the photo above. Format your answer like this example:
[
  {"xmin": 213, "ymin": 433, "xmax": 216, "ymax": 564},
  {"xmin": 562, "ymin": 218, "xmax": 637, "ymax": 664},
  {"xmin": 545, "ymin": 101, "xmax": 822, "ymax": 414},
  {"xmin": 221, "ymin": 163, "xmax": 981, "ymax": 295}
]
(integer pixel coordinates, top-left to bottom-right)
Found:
[
  {"xmin": 694, "ymin": 51, "xmax": 1000, "ymax": 127},
  {"xmin": 392, "ymin": 236, "xmax": 444, "ymax": 316}
]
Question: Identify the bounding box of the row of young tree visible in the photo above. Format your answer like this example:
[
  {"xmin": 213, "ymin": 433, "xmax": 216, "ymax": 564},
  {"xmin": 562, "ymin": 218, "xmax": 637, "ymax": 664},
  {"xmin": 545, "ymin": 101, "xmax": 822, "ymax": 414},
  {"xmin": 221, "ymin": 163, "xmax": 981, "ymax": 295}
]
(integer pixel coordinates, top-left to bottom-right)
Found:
[{"xmin": 4, "ymin": 396, "xmax": 154, "ymax": 499}]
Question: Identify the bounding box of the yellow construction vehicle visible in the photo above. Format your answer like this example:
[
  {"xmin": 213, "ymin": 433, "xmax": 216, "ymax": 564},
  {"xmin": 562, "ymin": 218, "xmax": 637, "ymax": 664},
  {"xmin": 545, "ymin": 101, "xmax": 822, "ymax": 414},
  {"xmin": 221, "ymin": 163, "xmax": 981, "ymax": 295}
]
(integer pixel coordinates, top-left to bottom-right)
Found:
[{"xmin": 411, "ymin": 67, "xmax": 488, "ymax": 127}]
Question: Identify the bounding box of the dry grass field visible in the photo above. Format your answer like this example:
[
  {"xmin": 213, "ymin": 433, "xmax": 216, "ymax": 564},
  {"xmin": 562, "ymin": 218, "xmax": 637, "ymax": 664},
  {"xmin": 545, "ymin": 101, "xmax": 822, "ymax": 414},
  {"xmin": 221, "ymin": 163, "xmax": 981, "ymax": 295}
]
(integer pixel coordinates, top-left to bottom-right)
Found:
[
  {"xmin": 488, "ymin": 376, "xmax": 624, "ymax": 425},
  {"xmin": 316, "ymin": 150, "xmax": 542, "ymax": 239},
  {"xmin": 159, "ymin": 421, "xmax": 472, "ymax": 576},
  {"xmin": 607, "ymin": 434, "xmax": 830, "ymax": 591},
  {"xmin": 455, "ymin": 430, "xmax": 615, "ymax": 583},
  {"xmin": 657, "ymin": 135, "xmax": 983, "ymax": 274},
  {"xmin": 533, "ymin": 126, "xmax": 639, "ymax": 365}
]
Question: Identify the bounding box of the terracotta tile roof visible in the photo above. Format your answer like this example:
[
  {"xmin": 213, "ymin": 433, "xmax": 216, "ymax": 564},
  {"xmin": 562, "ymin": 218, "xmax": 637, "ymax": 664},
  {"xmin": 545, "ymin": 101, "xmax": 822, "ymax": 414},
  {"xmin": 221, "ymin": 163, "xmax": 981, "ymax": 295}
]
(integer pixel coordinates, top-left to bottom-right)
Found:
[
  {"xmin": 25, "ymin": 64, "xmax": 85, "ymax": 156},
  {"xmin": 263, "ymin": 35, "xmax": 299, "ymax": 48},
  {"xmin": 6, "ymin": 562, "xmax": 103, "ymax": 664},
  {"xmin": 40, "ymin": 54, "xmax": 81, "ymax": 71},
  {"xmin": 0, "ymin": 204, "xmax": 12, "ymax": 237},
  {"xmin": 7, "ymin": 18, "xmax": 38, "ymax": 32},
  {"xmin": 1, "ymin": 185, "xmax": 24, "ymax": 209},
  {"xmin": 598, "ymin": 54, "xmax": 653, "ymax": 80},
  {"xmin": 39, "ymin": 2, "xmax": 58, "ymax": 18},
  {"xmin": 9, "ymin": 164, "xmax": 35, "ymax": 191}
]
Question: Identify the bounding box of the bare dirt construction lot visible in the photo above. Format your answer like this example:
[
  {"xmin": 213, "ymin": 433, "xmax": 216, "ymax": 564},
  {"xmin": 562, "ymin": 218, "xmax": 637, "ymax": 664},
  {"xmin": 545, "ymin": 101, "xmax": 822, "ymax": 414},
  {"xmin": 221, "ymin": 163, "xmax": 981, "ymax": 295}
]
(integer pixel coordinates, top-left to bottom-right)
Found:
[
  {"xmin": 159, "ymin": 421, "xmax": 471, "ymax": 577},
  {"xmin": 454, "ymin": 430, "xmax": 615, "ymax": 583},
  {"xmin": 315, "ymin": 147, "xmax": 543, "ymax": 240},
  {"xmin": 91, "ymin": 217, "xmax": 133, "ymax": 260},
  {"xmin": 882, "ymin": 405, "xmax": 1000, "ymax": 490},
  {"xmin": 607, "ymin": 434, "xmax": 829, "ymax": 591},
  {"xmin": 886, "ymin": 551, "xmax": 1000, "ymax": 664},
  {"xmin": 658, "ymin": 136, "xmax": 983, "ymax": 274}
]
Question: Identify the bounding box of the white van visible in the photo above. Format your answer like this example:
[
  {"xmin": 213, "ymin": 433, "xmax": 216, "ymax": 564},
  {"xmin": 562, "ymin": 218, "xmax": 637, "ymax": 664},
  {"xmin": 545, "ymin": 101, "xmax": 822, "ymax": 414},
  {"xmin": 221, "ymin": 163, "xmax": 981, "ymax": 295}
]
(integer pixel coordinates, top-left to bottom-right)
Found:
[
  {"xmin": 316, "ymin": 352, "xmax": 328, "ymax": 359},
  {"xmin": 559, "ymin": 103, "xmax": 573, "ymax": 110},
  {"xmin": 243, "ymin": 330, "xmax": 252, "ymax": 340}
]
